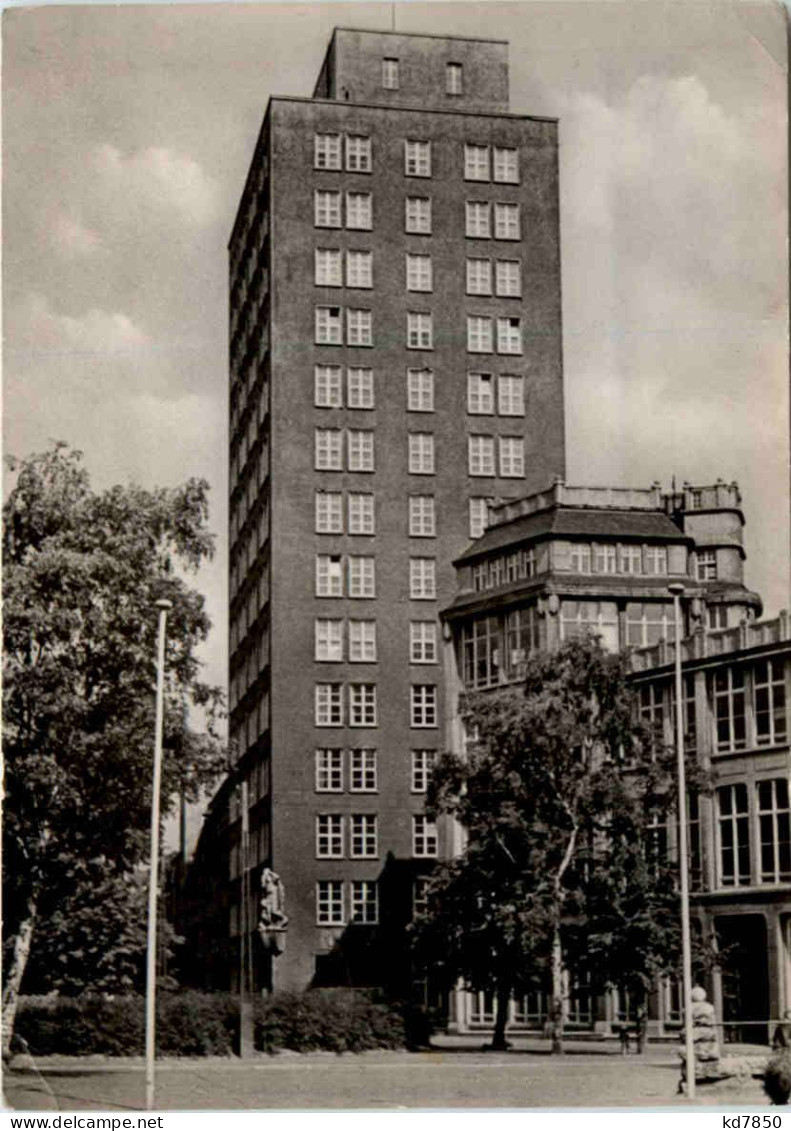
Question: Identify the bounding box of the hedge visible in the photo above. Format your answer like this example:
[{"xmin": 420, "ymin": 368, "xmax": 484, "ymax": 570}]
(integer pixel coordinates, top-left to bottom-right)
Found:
[
  {"xmin": 254, "ymin": 989, "xmax": 406, "ymax": 1053},
  {"xmin": 15, "ymin": 991, "xmax": 238, "ymax": 1057},
  {"xmin": 15, "ymin": 989, "xmax": 412, "ymax": 1056}
]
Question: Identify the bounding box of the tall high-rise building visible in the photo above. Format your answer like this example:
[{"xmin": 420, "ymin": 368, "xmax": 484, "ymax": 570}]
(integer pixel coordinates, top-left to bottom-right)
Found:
[{"xmin": 226, "ymin": 28, "xmax": 566, "ymax": 989}]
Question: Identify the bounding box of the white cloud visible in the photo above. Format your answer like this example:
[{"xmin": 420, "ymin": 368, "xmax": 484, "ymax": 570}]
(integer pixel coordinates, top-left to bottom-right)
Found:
[
  {"xmin": 17, "ymin": 293, "xmax": 148, "ymax": 356},
  {"xmin": 51, "ymin": 213, "xmax": 100, "ymax": 257},
  {"xmin": 95, "ymin": 143, "xmax": 221, "ymax": 228}
]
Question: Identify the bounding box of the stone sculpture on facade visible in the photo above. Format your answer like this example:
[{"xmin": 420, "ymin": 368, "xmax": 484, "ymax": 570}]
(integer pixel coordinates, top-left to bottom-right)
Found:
[{"xmin": 257, "ymin": 867, "xmax": 288, "ymax": 956}]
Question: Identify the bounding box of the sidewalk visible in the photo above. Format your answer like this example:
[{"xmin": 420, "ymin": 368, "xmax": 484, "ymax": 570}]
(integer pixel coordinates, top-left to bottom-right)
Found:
[{"xmin": 4, "ymin": 1043, "xmax": 769, "ymax": 1111}]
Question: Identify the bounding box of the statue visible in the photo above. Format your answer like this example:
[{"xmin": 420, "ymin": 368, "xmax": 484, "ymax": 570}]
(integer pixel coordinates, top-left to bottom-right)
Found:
[
  {"xmin": 257, "ymin": 867, "xmax": 288, "ymax": 955},
  {"xmin": 679, "ymin": 986, "xmax": 721, "ymax": 1091}
]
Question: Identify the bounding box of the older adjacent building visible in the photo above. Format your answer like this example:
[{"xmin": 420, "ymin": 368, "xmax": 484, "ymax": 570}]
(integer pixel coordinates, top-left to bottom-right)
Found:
[
  {"xmin": 225, "ymin": 28, "xmax": 566, "ymax": 990},
  {"xmin": 441, "ymin": 478, "xmax": 789, "ymax": 1040}
]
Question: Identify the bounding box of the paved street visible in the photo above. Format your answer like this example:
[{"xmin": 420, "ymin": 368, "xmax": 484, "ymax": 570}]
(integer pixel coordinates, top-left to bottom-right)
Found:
[{"xmin": 4, "ymin": 1044, "xmax": 768, "ymax": 1111}]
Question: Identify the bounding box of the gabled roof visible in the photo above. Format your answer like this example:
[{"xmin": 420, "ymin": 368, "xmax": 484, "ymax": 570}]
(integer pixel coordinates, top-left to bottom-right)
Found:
[{"xmin": 455, "ymin": 506, "xmax": 690, "ymax": 564}]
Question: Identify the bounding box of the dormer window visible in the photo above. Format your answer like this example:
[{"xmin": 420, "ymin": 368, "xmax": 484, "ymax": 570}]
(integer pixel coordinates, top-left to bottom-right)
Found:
[
  {"xmin": 382, "ymin": 57, "xmax": 399, "ymax": 89},
  {"xmin": 446, "ymin": 62, "xmax": 463, "ymax": 95}
]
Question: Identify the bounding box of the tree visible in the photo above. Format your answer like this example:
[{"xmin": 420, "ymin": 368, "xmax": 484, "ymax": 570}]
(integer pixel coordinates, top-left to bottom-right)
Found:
[
  {"xmin": 3, "ymin": 444, "xmax": 225, "ymax": 1051},
  {"xmin": 414, "ymin": 636, "xmax": 689, "ymax": 1053}
]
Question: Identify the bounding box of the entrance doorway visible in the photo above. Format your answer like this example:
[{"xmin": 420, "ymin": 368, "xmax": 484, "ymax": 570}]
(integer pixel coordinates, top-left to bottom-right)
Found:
[{"xmin": 716, "ymin": 914, "xmax": 769, "ymax": 1045}]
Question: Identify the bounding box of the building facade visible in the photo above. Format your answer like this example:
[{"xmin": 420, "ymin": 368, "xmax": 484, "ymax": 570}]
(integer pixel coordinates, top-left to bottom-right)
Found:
[
  {"xmin": 226, "ymin": 28, "xmax": 566, "ymax": 990},
  {"xmin": 441, "ymin": 479, "xmax": 789, "ymax": 1040}
]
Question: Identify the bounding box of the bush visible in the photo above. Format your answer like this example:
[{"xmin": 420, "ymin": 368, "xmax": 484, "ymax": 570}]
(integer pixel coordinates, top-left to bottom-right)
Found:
[
  {"xmin": 254, "ymin": 989, "xmax": 406, "ymax": 1053},
  {"xmin": 15, "ymin": 992, "xmax": 238, "ymax": 1057},
  {"xmin": 765, "ymin": 1050, "xmax": 791, "ymax": 1105}
]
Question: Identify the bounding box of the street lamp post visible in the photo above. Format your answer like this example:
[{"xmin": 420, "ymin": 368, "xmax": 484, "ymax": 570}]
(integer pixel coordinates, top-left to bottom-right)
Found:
[
  {"xmin": 145, "ymin": 599, "xmax": 172, "ymax": 1112},
  {"xmin": 668, "ymin": 582, "xmax": 695, "ymax": 1099}
]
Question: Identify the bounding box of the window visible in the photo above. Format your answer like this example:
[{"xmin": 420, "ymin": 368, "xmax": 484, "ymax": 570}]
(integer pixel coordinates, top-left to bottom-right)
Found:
[
  {"xmin": 410, "ymin": 621, "xmax": 437, "ymax": 663},
  {"xmin": 708, "ymin": 605, "xmax": 728, "ymax": 630},
  {"xmin": 405, "ymin": 140, "xmax": 431, "ymax": 177},
  {"xmin": 315, "ymin": 682, "xmax": 343, "ymax": 726},
  {"xmin": 497, "ymin": 316, "xmax": 522, "ymax": 354},
  {"xmin": 499, "ymin": 436, "xmax": 524, "ymax": 478},
  {"xmin": 316, "ymin": 554, "xmax": 343, "ymax": 597},
  {"xmin": 593, "ymin": 544, "xmax": 618, "ymax": 574},
  {"xmin": 316, "ymin": 814, "xmax": 344, "ymax": 858},
  {"xmin": 350, "ymin": 880, "xmax": 378, "ymax": 924},
  {"xmin": 645, "ymin": 546, "xmax": 668, "ymax": 576},
  {"xmin": 466, "ymin": 201, "xmax": 491, "ymax": 238},
  {"xmin": 314, "ymin": 134, "xmax": 342, "ymax": 171},
  {"xmin": 316, "ymin": 880, "xmax": 344, "ymax": 925},
  {"xmin": 405, "ymin": 196, "xmax": 432, "ymax": 234},
  {"xmin": 757, "ymin": 778, "xmax": 791, "ymax": 883},
  {"xmin": 407, "ymin": 368, "xmax": 434, "ymax": 412},
  {"xmin": 315, "ymin": 248, "xmax": 342, "ymax": 287},
  {"xmin": 412, "ymin": 749, "xmax": 437, "ymax": 792},
  {"xmin": 347, "ymin": 430, "xmax": 374, "ymax": 472},
  {"xmin": 350, "ymin": 748, "xmax": 377, "ymax": 792},
  {"xmin": 494, "ymin": 202, "xmax": 520, "ymax": 240},
  {"xmin": 469, "ymin": 435, "xmax": 495, "ymax": 476},
  {"xmin": 412, "ymin": 877, "xmax": 430, "ymax": 918},
  {"xmin": 345, "ymin": 135, "xmax": 371, "ymax": 173},
  {"xmin": 619, "ymin": 544, "xmax": 643, "ymax": 575},
  {"xmin": 498, "ymin": 374, "xmax": 524, "ymax": 416},
  {"xmin": 315, "ymin": 364, "xmax": 343, "ymax": 408},
  {"xmin": 346, "ymin": 192, "xmax": 372, "ymax": 230},
  {"xmin": 315, "ymin": 428, "xmax": 343, "ymax": 470},
  {"xmin": 346, "ymin": 250, "xmax": 372, "ymax": 289},
  {"xmin": 410, "ymin": 557, "xmax": 436, "ymax": 600},
  {"xmin": 638, "ymin": 683, "xmax": 666, "ymax": 751},
  {"xmin": 409, "ymin": 495, "xmax": 436, "ymax": 537},
  {"xmin": 347, "ymin": 309, "xmax": 372, "ymax": 347},
  {"xmin": 315, "ymin": 306, "xmax": 342, "ymax": 345},
  {"xmin": 626, "ymin": 603, "xmax": 676, "ymax": 647},
  {"xmin": 411, "ymin": 684, "xmax": 438, "ymax": 727},
  {"xmin": 315, "ymin": 190, "xmax": 342, "ymax": 228},
  {"xmin": 315, "ymin": 491, "xmax": 343, "ymax": 534},
  {"xmin": 406, "ymin": 254, "xmax": 433, "ymax": 292},
  {"xmin": 413, "ymin": 814, "xmax": 438, "ymax": 857},
  {"xmin": 348, "ymin": 493, "xmax": 375, "ymax": 535},
  {"xmin": 467, "ymin": 372, "xmax": 494, "ymax": 414},
  {"xmin": 755, "ymin": 659, "xmax": 787, "ymax": 745},
  {"xmin": 495, "ymin": 260, "xmax": 521, "ymax": 297},
  {"xmin": 571, "ymin": 544, "xmax": 592, "ymax": 573},
  {"xmin": 408, "ymin": 433, "xmax": 435, "ymax": 475},
  {"xmin": 315, "ymin": 748, "xmax": 343, "ymax": 792},
  {"xmin": 461, "ymin": 615, "xmax": 500, "ymax": 689},
  {"xmin": 349, "ymin": 683, "xmax": 376, "ymax": 727},
  {"xmin": 466, "ymin": 258, "xmax": 492, "ymax": 295},
  {"xmin": 347, "ymin": 367, "xmax": 374, "ymax": 409},
  {"xmin": 714, "ymin": 667, "xmax": 746, "ymax": 752},
  {"xmin": 467, "ymin": 316, "xmax": 493, "ymax": 353},
  {"xmin": 382, "ymin": 57, "xmax": 399, "ymax": 89},
  {"xmin": 505, "ymin": 605, "xmax": 540, "ymax": 670},
  {"xmin": 350, "ymin": 814, "xmax": 378, "ymax": 858},
  {"xmin": 348, "ymin": 555, "xmax": 376, "ymax": 598},
  {"xmin": 446, "ymin": 62, "xmax": 463, "ymax": 95},
  {"xmin": 315, "ymin": 618, "xmax": 343, "ymax": 662},
  {"xmin": 464, "ymin": 144, "xmax": 489, "ymax": 180},
  {"xmin": 717, "ymin": 783, "xmax": 750, "ymax": 886},
  {"xmin": 469, "ymin": 498, "xmax": 490, "ymax": 539},
  {"xmin": 696, "ymin": 550, "xmax": 717, "ymax": 581},
  {"xmin": 560, "ymin": 600, "xmax": 619, "ymax": 651},
  {"xmin": 493, "ymin": 146, "xmax": 519, "ymax": 184},
  {"xmin": 349, "ymin": 619, "xmax": 377, "ymax": 662},
  {"xmin": 407, "ymin": 312, "xmax": 433, "ymax": 349}
]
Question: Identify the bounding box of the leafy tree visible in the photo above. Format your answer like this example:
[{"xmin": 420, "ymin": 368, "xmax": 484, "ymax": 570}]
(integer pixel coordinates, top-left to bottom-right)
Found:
[
  {"xmin": 3, "ymin": 444, "xmax": 225, "ymax": 1052},
  {"xmin": 414, "ymin": 636, "xmax": 692, "ymax": 1053},
  {"xmin": 18, "ymin": 862, "xmax": 181, "ymax": 996}
]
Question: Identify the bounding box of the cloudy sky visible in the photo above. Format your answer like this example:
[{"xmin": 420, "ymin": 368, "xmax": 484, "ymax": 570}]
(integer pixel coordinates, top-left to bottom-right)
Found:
[{"xmin": 5, "ymin": 0, "xmax": 789, "ymax": 704}]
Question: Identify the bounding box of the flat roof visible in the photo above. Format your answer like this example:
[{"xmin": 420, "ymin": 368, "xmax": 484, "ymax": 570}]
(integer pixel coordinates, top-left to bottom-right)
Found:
[{"xmin": 330, "ymin": 26, "xmax": 509, "ymax": 46}]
